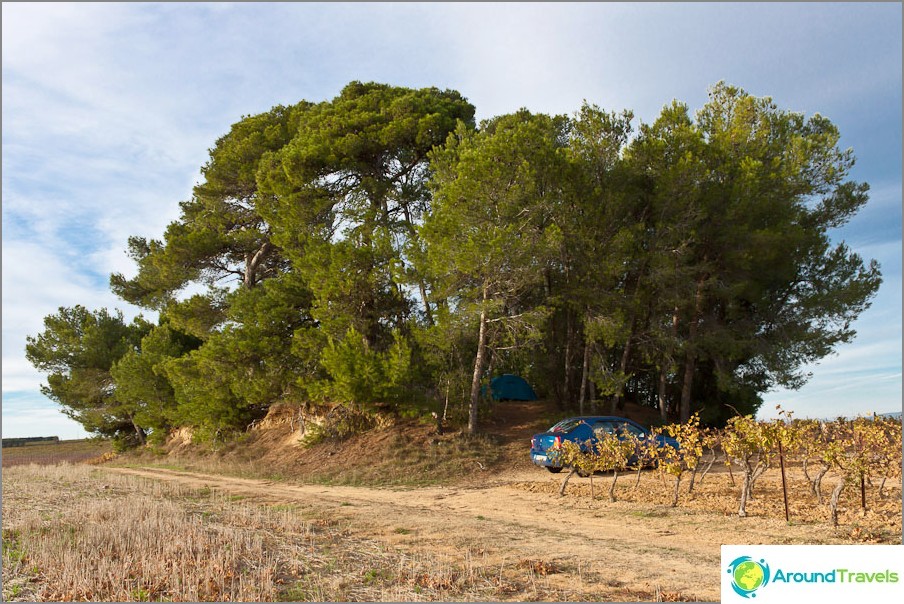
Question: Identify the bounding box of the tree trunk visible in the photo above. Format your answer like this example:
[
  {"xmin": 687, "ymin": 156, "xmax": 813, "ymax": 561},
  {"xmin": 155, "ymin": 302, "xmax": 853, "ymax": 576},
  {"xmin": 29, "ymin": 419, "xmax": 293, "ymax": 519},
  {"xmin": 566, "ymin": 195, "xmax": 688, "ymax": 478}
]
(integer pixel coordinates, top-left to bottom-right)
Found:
[
  {"xmin": 563, "ymin": 311, "xmax": 574, "ymax": 405},
  {"xmin": 468, "ymin": 283, "xmax": 489, "ymax": 435},
  {"xmin": 679, "ymin": 280, "xmax": 705, "ymax": 422},
  {"xmin": 830, "ymin": 478, "xmax": 846, "ymax": 527},
  {"xmin": 559, "ymin": 467, "xmax": 578, "ymax": 496},
  {"xmin": 738, "ymin": 469, "xmax": 751, "ymax": 517},
  {"xmin": 610, "ymin": 330, "xmax": 633, "ymax": 414},
  {"xmin": 609, "ymin": 471, "xmax": 619, "ymax": 502},
  {"xmin": 813, "ymin": 465, "xmax": 830, "ymax": 504},
  {"xmin": 657, "ymin": 362, "xmax": 669, "ymax": 423},
  {"xmin": 679, "ymin": 354, "xmax": 696, "ymax": 424},
  {"xmin": 697, "ymin": 450, "xmax": 718, "ymax": 485},
  {"xmin": 130, "ymin": 415, "xmax": 147, "ymax": 446},
  {"xmin": 243, "ymin": 241, "xmax": 273, "ymax": 288},
  {"xmin": 578, "ymin": 339, "xmax": 591, "ymax": 415},
  {"xmin": 400, "ymin": 204, "xmax": 435, "ymax": 326},
  {"xmin": 658, "ymin": 307, "xmax": 679, "ymax": 422},
  {"xmin": 418, "ymin": 282, "xmax": 434, "ymax": 326}
]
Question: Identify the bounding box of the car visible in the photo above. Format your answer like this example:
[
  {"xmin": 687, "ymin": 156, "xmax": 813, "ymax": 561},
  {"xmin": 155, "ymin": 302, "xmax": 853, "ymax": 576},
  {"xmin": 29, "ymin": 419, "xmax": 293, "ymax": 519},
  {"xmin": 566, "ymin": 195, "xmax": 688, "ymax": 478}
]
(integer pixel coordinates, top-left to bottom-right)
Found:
[{"xmin": 529, "ymin": 416, "xmax": 679, "ymax": 473}]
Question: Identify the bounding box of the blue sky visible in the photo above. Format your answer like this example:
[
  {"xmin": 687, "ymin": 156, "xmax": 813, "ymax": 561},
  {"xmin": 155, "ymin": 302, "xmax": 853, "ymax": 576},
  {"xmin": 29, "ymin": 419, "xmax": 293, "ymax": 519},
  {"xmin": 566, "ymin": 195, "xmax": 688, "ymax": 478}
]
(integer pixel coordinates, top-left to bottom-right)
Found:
[{"xmin": 2, "ymin": 3, "xmax": 901, "ymax": 438}]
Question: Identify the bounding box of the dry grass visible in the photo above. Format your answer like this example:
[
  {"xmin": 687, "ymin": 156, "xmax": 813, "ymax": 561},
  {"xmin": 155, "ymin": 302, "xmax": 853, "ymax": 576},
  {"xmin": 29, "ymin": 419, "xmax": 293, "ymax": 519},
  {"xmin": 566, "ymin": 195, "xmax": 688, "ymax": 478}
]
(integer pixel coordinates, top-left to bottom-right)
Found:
[
  {"xmin": 3, "ymin": 464, "xmax": 303, "ymax": 601},
  {"xmin": 2, "ymin": 463, "xmax": 689, "ymax": 602}
]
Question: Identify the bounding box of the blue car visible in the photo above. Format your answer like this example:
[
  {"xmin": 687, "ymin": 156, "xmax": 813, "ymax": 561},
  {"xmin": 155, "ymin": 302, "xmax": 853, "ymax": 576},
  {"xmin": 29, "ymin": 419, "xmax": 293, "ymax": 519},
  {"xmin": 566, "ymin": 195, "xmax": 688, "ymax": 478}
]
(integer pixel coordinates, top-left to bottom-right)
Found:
[{"xmin": 529, "ymin": 416, "xmax": 679, "ymax": 473}]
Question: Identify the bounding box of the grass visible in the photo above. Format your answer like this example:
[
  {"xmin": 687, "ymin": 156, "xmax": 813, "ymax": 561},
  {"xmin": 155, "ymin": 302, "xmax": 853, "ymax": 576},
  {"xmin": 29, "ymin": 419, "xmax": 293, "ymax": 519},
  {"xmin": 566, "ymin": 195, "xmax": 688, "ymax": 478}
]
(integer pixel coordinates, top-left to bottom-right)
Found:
[
  {"xmin": 3, "ymin": 465, "xmax": 306, "ymax": 601},
  {"xmin": 630, "ymin": 509, "xmax": 670, "ymax": 519}
]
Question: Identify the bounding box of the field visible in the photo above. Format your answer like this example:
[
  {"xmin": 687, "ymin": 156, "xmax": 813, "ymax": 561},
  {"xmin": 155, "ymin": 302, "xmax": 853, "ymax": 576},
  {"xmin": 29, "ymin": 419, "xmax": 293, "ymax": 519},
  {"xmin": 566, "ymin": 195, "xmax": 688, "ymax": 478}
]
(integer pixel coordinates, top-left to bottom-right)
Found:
[
  {"xmin": 3, "ymin": 456, "xmax": 901, "ymax": 602},
  {"xmin": 1, "ymin": 439, "xmax": 112, "ymax": 467}
]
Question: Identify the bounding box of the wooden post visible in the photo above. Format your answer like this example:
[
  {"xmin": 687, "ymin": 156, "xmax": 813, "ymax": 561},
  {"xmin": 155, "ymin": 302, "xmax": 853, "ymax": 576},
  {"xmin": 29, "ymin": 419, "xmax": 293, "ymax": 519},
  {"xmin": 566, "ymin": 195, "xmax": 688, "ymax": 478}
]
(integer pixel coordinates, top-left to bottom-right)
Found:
[
  {"xmin": 778, "ymin": 440, "xmax": 790, "ymax": 522},
  {"xmin": 860, "ymin": 472, "xmax": 867, "ymax": 511}
]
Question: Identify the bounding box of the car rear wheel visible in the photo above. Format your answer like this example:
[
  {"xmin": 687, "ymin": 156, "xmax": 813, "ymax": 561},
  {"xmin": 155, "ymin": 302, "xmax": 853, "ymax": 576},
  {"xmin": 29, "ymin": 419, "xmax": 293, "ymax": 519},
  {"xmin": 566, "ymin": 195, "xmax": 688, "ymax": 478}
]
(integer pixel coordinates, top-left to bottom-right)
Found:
[{"xmin": 546, "ymin": 466, "xmax": 563, "ymax": 474}]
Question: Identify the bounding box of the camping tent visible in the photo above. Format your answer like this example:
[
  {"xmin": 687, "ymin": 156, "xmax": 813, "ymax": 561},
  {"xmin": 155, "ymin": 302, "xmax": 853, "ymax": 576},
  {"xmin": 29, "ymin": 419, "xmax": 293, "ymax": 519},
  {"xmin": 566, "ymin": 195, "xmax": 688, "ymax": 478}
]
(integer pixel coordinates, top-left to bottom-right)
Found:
[{"xmin": 489, "ymin": 374, "xmax": 538, "ymax": 401}]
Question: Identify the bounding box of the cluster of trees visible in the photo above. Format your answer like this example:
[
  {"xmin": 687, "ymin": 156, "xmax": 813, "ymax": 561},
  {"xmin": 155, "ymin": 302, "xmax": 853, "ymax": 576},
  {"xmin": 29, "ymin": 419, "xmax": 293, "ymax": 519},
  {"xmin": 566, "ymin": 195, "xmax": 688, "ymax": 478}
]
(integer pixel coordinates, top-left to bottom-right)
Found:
[
  {"xmin": 26, "ymin": 81, "xmax": 881, "ymax": 448},
  {"xmin": 554, "ymin": 411, "xmax": 902, "ymax": 525}
]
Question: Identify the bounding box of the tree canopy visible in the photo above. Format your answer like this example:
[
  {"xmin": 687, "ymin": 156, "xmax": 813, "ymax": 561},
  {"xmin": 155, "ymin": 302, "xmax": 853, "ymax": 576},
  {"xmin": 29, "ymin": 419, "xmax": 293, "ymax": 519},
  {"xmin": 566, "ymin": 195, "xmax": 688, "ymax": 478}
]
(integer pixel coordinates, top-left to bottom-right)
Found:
[{"xmin": 28, "ymin": 81, "xmax": 882, "ymax": 445}]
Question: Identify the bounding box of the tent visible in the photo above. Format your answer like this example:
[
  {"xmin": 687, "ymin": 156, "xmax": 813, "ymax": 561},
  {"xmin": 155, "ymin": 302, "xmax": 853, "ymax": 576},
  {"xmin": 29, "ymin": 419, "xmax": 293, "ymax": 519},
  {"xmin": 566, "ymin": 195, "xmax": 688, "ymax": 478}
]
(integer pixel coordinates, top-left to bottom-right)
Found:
[{"xmin": 489, "ymin": 374, "xmax": 538, "ymax": 401}]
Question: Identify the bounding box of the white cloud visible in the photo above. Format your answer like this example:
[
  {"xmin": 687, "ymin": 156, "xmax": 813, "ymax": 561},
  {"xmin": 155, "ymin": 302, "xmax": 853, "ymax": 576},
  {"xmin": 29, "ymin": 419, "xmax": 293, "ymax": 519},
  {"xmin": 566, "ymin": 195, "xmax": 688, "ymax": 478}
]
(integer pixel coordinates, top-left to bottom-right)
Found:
[
  {"xmin": 1, "ymin": 239, "xmax": 147, "ymax": 393},
  {"xmin": 0, "ymin": 403, "xmax": 90, "ymax": 440}
]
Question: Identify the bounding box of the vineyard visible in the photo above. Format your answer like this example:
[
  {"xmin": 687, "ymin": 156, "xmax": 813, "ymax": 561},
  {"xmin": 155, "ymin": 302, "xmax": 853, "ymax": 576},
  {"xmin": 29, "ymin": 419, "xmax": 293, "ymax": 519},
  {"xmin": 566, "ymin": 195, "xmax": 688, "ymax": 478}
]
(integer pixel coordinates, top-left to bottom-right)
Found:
[{"xmin": 551, "ymin": 408, "xmax": 902, "ymax": 528}]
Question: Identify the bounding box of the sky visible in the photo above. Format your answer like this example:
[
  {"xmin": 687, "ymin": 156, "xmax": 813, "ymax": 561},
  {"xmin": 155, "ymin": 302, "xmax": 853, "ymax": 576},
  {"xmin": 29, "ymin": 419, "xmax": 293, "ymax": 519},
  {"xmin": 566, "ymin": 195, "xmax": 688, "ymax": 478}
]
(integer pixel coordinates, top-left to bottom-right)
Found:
[{"xmin": 2, "ymin": 2, "xmax": 901, "ymax": 438}]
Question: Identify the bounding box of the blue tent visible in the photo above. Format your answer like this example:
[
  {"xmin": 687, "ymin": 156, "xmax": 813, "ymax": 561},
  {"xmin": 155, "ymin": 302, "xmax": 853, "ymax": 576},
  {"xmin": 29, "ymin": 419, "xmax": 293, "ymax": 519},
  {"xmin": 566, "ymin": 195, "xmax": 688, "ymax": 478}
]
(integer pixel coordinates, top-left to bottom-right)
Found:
[{"xmin": 490, "ymin": 374, "xmax": 538, "ymax": 401}]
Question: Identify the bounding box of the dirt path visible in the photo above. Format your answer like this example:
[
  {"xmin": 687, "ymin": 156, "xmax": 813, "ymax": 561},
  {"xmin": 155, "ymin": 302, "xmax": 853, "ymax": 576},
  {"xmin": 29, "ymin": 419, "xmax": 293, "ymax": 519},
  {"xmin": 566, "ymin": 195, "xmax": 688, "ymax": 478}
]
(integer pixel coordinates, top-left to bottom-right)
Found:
[{"xmin": 104, "ymin": 465, "xmax": 844, "ymax": 601}]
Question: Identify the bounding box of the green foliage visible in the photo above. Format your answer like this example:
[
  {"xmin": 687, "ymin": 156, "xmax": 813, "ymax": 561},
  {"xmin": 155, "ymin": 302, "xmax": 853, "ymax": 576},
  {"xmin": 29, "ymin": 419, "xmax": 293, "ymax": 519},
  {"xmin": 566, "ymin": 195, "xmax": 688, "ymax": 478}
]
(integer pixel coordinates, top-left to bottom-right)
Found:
[
  {"xmin": 25, "ymin": 306, "xmax": 151, "ymax": 445},
  {"xmin": 111, "ymin": 324, "xmax": 200, "ymax": 444},
  {"xmin": 258, "ymin": 81, "xmax": 475, "ymax": 349},
  {"xmin": 28, "ymin": 80, "xmax": 883, "ymax": 443},
  {"xmin": 312, "ymin": 328, "xmax": 414, "ymax": 413}
]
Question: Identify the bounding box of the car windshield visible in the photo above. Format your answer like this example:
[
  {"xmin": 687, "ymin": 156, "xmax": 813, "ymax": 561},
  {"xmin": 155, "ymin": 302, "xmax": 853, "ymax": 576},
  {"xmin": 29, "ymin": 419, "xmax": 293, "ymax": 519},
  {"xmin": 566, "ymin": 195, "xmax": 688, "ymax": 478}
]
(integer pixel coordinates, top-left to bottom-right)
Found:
[{"xmin": 549, "ymin": 418, "xmax": 584, "ymax": 433}]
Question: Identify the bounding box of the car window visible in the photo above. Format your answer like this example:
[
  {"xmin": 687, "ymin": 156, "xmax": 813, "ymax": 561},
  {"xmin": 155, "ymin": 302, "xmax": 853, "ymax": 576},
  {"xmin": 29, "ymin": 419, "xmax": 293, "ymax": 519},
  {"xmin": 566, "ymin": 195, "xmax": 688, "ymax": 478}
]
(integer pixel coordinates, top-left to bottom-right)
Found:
[
  {"xmin": 550, "ymin": 418, "xmax": 584, "ymax": 433},
  {"xmin": 592, "ymin": 421, "xmax": 618, "ymax": 437},
  {"xmin": 619, "ymin": 422, "xmax": 646, "ymax": 437},
  {"xmin": 592, "ymin": 420, "xmax": 647, "ymax": 439}
]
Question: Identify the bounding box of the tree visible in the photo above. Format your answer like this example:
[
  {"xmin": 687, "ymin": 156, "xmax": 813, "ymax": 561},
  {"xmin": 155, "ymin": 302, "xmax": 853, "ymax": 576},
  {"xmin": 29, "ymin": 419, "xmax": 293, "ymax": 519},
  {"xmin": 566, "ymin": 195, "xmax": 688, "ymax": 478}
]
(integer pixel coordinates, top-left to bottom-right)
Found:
[
  {"xmin": 615, "ymin": 83, "xmax": 882, "ymax": 422},
  {"xmin": 25, "ymin": 306, "xmax": 151, "ymax": 446},
  {"xmin": 550, "ymin": 104, "xmax": 636, "ymax": 411},
  {"xmin": 41, "ymin": 81, "xmax": 881, "ymax": 443},
  {"xmin": 162, "ymin": 272, "xmax": 316, "ymax": 438},
  {"xmin": 111, "ymin": 102, "xmax": 306, "ymax": 315},
  {"xmin": 423, "ymin": 111, "xmax": 570, "ymax": 433},
  {"xmin": 257, "ymin": 82, "xmax": 475, "ymax": 349},
  {"xmin": 110, "ymin": 324, "xmax": 201, "ymax": 443},
  {"xmin": 657, "ymin": 413, "xmax": 704, "ymax": 506}
]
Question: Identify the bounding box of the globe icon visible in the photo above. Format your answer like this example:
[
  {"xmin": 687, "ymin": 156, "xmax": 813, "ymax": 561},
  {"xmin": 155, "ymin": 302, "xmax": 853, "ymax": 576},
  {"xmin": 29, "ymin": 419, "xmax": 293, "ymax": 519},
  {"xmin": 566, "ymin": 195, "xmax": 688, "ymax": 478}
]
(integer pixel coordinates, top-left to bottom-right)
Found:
[{"xmin": 733, "ymin": 560, "xmax": 765, "ymax": 592}]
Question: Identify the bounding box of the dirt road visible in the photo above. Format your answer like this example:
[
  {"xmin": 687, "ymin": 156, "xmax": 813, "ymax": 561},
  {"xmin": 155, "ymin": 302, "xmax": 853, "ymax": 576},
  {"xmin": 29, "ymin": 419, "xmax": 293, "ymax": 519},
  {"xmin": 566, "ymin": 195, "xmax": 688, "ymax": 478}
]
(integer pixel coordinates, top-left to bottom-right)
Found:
[{"xmin": 105, "ymin": 465, "xmax": 852, "ymax": 601}]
